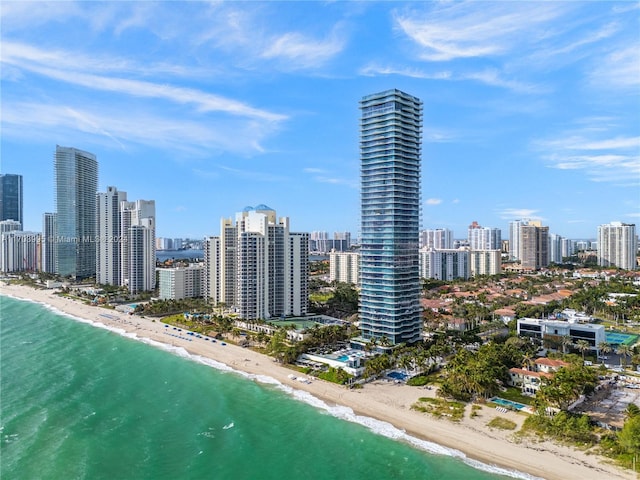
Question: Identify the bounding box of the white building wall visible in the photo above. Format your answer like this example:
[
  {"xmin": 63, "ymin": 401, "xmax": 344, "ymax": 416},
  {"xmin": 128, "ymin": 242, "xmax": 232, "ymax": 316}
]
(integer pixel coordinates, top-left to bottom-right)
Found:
[
  {"xmin": 158, "ymin": 264, "xmax": 203, "ymax": 300},
  {"xmin": 121, "ymin": 199, "xmax": 156, "ymax": 291},
  {"xmin": 598, "ymin": 222, "xmax": 637, "ymax": 270},
  {"xmin": 419, "ymin": 248, "xmax": 469, "ymax": 280},
  {"xmin": 208, "ymin": 206, "xmax": 308, "ymax": 320},
  {"xmin": 469, "ymin": 226, "xmax": 501, "ymax": 250},
  {"xmin": 420, "ymin": 229, "xmax": 453, "ymax": 249},
  {"xmin": 329, "ymin": 250, "xmax": 360, "ymax": 285},
  {"xmin": 469, "ymin": 250, "xmax": 501, "ymax": 276},
  {"xmin": 517, "ymin": 318, "xmax": 606, "ymax": 350},
  {"xmin": 96, "ymin": 186, "xmax": 127, "ymax": 285},
  {"xmin": 0, "ymin": 231, "xmax": 40, "ymax": 272}
]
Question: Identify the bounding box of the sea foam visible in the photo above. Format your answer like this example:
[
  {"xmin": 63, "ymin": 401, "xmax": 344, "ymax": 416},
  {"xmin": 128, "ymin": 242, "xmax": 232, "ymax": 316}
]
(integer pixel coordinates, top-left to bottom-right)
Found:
[
  {"xmin": 3, "ymin": 292, "xmax": 542, "ymax": 480},
  {"xmin": 125, "ymin": 330, "xmax": 542, "ymax": 480}
]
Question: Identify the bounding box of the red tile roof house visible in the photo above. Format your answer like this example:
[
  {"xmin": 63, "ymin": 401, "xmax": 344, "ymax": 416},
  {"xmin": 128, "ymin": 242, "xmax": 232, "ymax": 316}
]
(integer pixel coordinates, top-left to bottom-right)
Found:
[{"xmin": 508, "ymin": 358, "xmax": 570, "ymax": 395}]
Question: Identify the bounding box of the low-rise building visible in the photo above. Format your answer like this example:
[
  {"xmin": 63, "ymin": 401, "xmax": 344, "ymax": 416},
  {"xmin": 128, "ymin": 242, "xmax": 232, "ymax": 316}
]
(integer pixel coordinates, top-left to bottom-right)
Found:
[
  {"xmin": 517, "ymin": 318, "xmax": 606, "ymax": 350},
  {"xmin": 508, "ymin": 358, "xmax": 570, "ymax": 395}
]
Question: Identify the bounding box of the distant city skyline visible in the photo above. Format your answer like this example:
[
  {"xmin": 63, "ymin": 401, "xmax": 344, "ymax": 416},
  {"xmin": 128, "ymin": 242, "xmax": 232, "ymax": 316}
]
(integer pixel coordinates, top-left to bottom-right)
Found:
[{"xmin": 2, "ymin": 2, "xmax": 638, "ymax": 239}]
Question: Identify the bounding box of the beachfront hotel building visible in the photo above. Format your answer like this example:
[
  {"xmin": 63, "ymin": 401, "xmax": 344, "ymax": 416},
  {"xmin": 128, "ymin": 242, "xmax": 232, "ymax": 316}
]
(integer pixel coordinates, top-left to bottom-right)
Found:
[
  {"xmin": 204, "ymin": 205, "xmax": 309, "ymax": 320},
  {"xmin": 0, "ymin": 230, "xmax": 41, "ymax": 273},
  {"xmin": 359, "ymin": 89, "xmax": 422, "ymax": 345},
  {"xmin": 120, "ymin": 199, "xmax": 156, "ymax": 293},
  {"xmin": 54, "ymin": 145, "xmax": 98, "ymax": 280},
  {"xmin": 0, "ymin": 173, "xmax": 23, "ymax": 229},
  {"xmin": 597, "ymin": 222, "xmax": 637, "ymax": 270},
  {"xmin": 96, "ymin": 186, "xmax": 127, "ymax": 285},
  {"xmin": 158, "ymin": 264, "xmax": 204, "ymax": 300},
  {"xmin": 329, "ymin": 249, "xmax": 360, "ymax": 285}
]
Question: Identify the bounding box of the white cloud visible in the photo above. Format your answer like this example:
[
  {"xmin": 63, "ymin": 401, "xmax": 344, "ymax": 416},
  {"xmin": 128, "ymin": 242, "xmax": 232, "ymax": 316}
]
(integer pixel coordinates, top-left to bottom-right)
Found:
[
  {"xmin": 359, "ymin": 63, "xmax": 452, "ymax": 79},
  {"xmin": 261, "ymin": 31, "xmax": 345, "ymax": 69},
  {"xmin": 195, "ymin": 5, "xmax": 346, "ymax": 71},
  {"xmin": 0, "ymin": 1, "xmax": 85, "ymax": 33},
  {"xmin": 2, "ymin": 101, "xmax": 278, "ymax": 156},
  {"xmin": 359, "ymin": 62, "xmax": 544, "ymax": 94},
  {"xmin": 2, "ymin": 42, "xmax": 286, "ymax": 122},
  {"xmin": 394, "ymin": 2, "xmax": 568, "ymax": 61},
  {"xmin": 498, "ymin": 208, "xmax": 542, "ymax": 220},
  {"xmin": 589, "ymin": 44, "xmax": 640, "ymax": 89},
  {"xmin": 462, "ymin": 69, "xmax": 547, "ymax": 94},
  {"xmin": 536, "ymin": 129, "xmax": 640, "ymax": 185},
  {"xmin": 425, "ymin": 198, "xmax": 442, "ymax": 205}
]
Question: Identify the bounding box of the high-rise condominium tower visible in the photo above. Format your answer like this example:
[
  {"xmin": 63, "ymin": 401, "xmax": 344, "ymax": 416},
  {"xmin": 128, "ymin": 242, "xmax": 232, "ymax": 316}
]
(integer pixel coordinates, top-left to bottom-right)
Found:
[
  {"xmin": 520, "ymin": 222, "xmax": 549, "ymax": 270},
  {"xmin": 96, "ymin": 186, "xmax": 128, "ymax": 285},
  {"xmin": 359, "ymin": 89, "xmax": 422, "ymax": 345},
  {"xmin": 54, "ymin": 146, "xmax": 98, "ymax": 279},
  {"xmin": 120, "ymin": 199, "xmax": 155, "ymax": 293},
  {"xmin": 0, "ymin": 174, "xmax": 23, "ymax": 229},
  {"xmin": 204, "ymin": 205, "xmax": 308, "ymax": 320},
  {"xmin": 420, "ymin": 228, "xmax": 453, "ymax": 249},
  {"xmin": 42, "ymin": 212, "xmax": 57, "ymax": 273},
  {"xmin": 468, "ymin": 221, "xmax": 501, "ymax": 250},
  {"xmin": 598, "ymin": 222, "xmax": 637, "ymax": 270}
]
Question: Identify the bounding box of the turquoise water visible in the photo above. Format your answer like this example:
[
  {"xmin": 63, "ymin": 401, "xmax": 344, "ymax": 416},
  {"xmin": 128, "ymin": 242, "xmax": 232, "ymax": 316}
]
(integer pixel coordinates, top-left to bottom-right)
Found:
[
  {"xmin": 0, "ymin": 295, "xmax": 527, "ymax": 480},
  {"xmin": 490, "ymin": 398, "xmax": 527, "ymax": 411}
]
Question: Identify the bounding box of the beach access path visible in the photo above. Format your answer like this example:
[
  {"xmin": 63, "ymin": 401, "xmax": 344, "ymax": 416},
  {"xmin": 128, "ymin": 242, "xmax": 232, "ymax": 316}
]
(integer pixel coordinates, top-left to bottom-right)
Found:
[{"xmin": 0, "ymin": 282, "xmax": 635, "ymax": 480}]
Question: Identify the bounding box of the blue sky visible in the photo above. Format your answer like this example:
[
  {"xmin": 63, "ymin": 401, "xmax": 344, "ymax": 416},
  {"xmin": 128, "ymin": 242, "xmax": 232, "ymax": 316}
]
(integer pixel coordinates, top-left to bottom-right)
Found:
[{"xmin": 1, "ymin": 1, "xmax": 638, "ymax": 241}]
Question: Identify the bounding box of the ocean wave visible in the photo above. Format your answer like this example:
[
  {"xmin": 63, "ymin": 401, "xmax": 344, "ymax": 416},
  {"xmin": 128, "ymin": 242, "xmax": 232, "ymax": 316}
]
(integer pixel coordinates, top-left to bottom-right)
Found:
[
  {"xmin": 3, "ymin": 293, "xmax": 541, "ymax": 480},
  {"xmin": 144, "ymin": 342, "xmax": 541, "ymax": 480}
]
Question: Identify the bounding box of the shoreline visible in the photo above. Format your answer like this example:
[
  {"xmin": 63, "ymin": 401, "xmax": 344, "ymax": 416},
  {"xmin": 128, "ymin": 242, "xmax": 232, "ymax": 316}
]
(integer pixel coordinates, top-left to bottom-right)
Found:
[{"xmin": 1, "ymin": 283, "xmax": 635, "ymax": 480}]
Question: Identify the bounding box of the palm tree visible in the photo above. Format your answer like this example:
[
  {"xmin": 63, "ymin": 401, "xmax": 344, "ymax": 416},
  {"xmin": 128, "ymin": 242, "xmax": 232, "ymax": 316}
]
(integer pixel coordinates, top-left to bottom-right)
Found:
[
  {"xmin": 597, "ymin": 341, "xmax": 612, "ymax": 362},
  {"xmin": 576, "ymin": 340, "xmax": 590, "ymax": 361},
  {"xmin": 617, "ymin": 344, "xmax": 632, "ymax": 368},
  {"xmin": 522, "ymin": 351, "xmax": 534, "ymax": 371},
  {"xmin": 561, "ymin": 336, "xmax": 573, "ymax": 355}
]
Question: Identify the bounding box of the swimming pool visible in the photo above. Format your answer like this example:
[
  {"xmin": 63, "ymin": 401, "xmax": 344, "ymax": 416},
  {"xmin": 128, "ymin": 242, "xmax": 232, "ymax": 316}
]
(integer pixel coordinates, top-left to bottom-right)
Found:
[
  {"xmin": 387, "ymin": 370, "xmax": 409, "ymax": 381},
  {"xmin": 490, "ymin": 397, "xmax": 528, "ymax": 410},
  {"xmin": 336, "ymin": 355, "xmax": 349, "ymax": 362}
]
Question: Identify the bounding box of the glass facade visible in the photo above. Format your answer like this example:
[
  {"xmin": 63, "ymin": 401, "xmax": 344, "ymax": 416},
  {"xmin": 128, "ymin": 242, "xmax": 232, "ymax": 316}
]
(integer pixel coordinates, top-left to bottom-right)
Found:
[
  {"xmin": 0, "ymin": 174, "xmax": 23, "ymax": 228},
  {"xmin": 54, "ymin": 146, "xmax": 98, "ymax": 279},
  {"xmin": 359, "ymin": 89, "xmax": 423, "ymax": 345}
]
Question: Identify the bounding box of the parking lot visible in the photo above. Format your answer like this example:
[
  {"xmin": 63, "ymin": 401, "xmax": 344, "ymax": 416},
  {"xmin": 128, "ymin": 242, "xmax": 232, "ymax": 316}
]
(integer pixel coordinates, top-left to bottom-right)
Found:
[{"xmin": 575, "ymin": 380, "xmax": 640, "ymax": 429}]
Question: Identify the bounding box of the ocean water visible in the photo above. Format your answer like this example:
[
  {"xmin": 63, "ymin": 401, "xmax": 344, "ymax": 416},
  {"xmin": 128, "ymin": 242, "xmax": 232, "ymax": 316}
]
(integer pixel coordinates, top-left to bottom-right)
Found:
[{"xmin": 0, "ymin": 296, "xmax": 531, "ymax": 480}]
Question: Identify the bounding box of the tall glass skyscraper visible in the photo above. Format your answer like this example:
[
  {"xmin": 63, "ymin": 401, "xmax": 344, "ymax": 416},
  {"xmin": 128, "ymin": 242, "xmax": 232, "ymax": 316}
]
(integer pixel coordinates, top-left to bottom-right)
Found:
[
  {"xmin": 0, "ymin": 174, "xmax": 23, "ymax": 228},
  {"xmin": 55, "ymin": 145, "xmax": 98, "ymax": 279},
  {"xmin": 359, "ymin": 89, "xmax": 423, "ymax": 345}
]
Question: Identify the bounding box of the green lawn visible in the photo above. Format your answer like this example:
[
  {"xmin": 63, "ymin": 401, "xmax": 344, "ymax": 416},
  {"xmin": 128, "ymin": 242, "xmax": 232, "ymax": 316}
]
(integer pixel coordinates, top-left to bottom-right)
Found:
[{"xmin": 499, "ymin": 387, "xmax": 535, "ymax": 405}]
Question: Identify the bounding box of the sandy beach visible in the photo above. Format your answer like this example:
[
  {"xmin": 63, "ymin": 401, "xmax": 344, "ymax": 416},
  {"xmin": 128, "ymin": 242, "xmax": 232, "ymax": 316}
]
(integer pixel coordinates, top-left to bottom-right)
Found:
[{"xmin": 1, "ymin": 283, "xmax": 635, "ymax": 480}]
